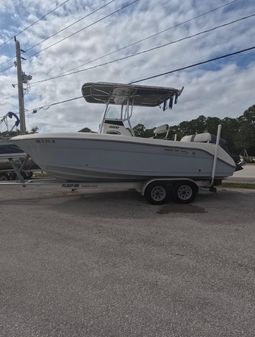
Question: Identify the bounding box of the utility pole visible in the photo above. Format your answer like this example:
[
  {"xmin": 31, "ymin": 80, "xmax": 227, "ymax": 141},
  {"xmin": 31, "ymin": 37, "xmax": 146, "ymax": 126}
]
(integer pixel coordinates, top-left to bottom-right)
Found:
[{"xmin": 14, "ymin": 37, "xmax": 26, "ymax": 134}]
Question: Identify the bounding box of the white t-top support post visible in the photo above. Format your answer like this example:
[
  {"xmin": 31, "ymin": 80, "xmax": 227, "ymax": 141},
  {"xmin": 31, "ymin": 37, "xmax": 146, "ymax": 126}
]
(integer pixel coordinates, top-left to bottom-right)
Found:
[
  {"xmin": 211, "ymin": 124, "xmax": 222, "ymax": 185},
  {"xmin": 99, "ymin": 101, "xmax": 110, "ymax": 134}
]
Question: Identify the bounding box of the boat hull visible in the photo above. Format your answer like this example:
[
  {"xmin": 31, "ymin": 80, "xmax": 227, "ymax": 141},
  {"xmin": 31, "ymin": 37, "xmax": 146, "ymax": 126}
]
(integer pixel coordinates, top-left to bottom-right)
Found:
[
  {"xmin": 12, "ymin": 133, "xmax": 236, "ymax": 182},
  {"xmin": 0, "ymin": 141, "xmax": 26, "ymax": 170}
]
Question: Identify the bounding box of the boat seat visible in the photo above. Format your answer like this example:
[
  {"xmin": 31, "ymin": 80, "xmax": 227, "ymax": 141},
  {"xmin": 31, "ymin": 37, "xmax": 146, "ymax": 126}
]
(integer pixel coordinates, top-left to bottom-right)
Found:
[{"xmin": 181, "ymin": 132, "xmax": 226, "ymax": 146}]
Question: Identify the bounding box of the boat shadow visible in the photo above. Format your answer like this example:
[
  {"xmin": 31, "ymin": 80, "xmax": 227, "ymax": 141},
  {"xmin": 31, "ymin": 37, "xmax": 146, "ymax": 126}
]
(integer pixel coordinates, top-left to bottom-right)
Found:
[
  {"xmin": 1, "ymin": 186, "xmax": 251, "ymax": 219},
  {"xmin": 54, "ymin": 187, "xmax": 255, "ymax": 219},
  {"xmin": 52, "ymin": 189, "xmax": 210, "ymax": 218},
  {"xmin": 53, "ymin": 190, "xmax": 154, "ymax": 219}
]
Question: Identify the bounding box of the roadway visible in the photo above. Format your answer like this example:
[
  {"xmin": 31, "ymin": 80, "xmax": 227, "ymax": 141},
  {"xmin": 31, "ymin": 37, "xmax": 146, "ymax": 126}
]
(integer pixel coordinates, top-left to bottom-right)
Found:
[{"xmin": 0, "ymin": 185, "xmax": 254, "ymax": 337}]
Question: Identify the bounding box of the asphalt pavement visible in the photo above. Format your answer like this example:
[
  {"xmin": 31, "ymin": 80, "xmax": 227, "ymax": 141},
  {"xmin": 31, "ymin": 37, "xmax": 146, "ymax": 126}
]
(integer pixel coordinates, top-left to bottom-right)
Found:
[
  {"xmin": 0, "ymin": 185, "xmax": 255, "ymax": 337},
  {"xmin": 227, "ymin": 163, "xmax": 255, "ymax": 183}
]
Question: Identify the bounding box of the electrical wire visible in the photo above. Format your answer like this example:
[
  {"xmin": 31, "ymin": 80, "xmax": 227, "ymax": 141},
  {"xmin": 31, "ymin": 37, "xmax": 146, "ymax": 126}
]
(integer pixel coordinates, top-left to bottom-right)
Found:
[
  {"xmin": 0, "ymin": 62, "xmax": 15, "ymax": 74},
  {"xmin": 28, "ymin": 96, "xmax": 84, "ymax": 113},
  {"xmin": 0, "ymin": 0, "xmax": 118, "ymax": 74},
  {"xmin": 0, "ymin": 57, "xmax": 14, "ymax": 68},
  {"xmin": 130, "ymin": 45, "xmax": 255, "ymax": 84},
  {"xmin": 1, "ymin": 0, "xmax": 135, "ymax": 74},
  {"xmin": 0, "ymin": 0, "xmax": 239, "ymax": 74},
  {"xmin": 28, "ymin": 0, "xmax": 140, "ymax": 59},
  {"xmin": 26, "ymin": 0, "xmax": 117, "ymax": 53},
  {"xmin": 66, "ymin": 0, "xmax": 241, "ymax": 73},
  {"xmin": 0, "ymin": 0, "xmax": 72, "ymax": 50},
  {"xmin": 26, "ymin": 44, "xmax": 255, "ymax": 113},
  {"xmin": 30, "ymin": 12, "xmax": 255, "ymax": 85}
]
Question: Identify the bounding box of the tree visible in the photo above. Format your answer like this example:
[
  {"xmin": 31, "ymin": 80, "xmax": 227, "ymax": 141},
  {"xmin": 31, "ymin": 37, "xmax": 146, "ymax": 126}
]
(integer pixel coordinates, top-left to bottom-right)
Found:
[
  {"xmin": 205, "ymin": 117, "xmax": 221, "ymax": 134},
  {"xmin": 30, "ymin": 126, "xmax": 39, "ymax": 134},
  {"xmin": 133, "ymin": 124, "xmax": 146, "ymax": 137},
  {"xmin": 79, "ymin": 127, "xmax": 95, "ymax": 133},
  {"xmin": 133, "ymin": 105, "xmax": 255, "ymax": 156},
  {"xmin": 239, "ymin": 105, "xmax": 255, "ymax": 124}
]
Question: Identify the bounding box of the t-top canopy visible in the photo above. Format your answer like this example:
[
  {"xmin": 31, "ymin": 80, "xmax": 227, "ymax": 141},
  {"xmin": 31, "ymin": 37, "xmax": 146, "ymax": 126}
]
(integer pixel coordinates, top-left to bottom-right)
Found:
[{"xmin": 82, "ymin": 82, "xmax": 184, "ymax": 109}]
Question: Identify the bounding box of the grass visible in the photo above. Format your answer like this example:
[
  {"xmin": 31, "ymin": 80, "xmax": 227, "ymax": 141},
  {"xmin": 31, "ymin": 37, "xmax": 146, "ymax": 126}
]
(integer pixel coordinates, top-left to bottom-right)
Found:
[{"xmin": 222, "ymin": 182, "xmax": 255, "ymax": 189}]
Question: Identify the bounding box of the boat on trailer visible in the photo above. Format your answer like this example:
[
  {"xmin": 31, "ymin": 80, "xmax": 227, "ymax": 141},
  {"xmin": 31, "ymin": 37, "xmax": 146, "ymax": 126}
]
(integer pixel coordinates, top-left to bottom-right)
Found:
[
  {"xmin": 0, "ymin": 112, "xmax": 36, "ymax": 180},
  {"xmin": 11, "ymin": 82, "xmax": 237, "ymax": 204}
]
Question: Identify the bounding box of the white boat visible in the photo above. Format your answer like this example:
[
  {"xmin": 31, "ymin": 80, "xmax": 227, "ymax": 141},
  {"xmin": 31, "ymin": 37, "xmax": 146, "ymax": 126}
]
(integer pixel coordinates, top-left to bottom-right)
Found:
[
  {"xmin": 0, "ymin": 138, "xmax": 25, "ymax": 159},
  {"xmin": 11, "ymin": 82, "xmax": 236, "ymax": 184},
  {"xmin": 0, "ymin": 138, "xmax": 26, "ymax": 172},
  {"xmin": 0, "ymin": 138, "xmax": 38, "ymax": 180}
]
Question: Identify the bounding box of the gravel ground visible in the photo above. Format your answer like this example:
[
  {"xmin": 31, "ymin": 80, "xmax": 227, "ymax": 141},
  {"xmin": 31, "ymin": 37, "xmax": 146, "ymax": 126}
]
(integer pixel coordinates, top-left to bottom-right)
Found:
[{"xmin": 0, "ymin": 185, "xmax": 254, "ymax": 337}]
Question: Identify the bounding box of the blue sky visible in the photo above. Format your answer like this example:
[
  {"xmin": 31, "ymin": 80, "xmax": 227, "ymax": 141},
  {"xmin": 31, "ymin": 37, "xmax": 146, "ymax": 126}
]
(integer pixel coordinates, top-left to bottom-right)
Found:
[{"xmin": 0, "ymin": 0, "xmax": 255, "ymax": 133}]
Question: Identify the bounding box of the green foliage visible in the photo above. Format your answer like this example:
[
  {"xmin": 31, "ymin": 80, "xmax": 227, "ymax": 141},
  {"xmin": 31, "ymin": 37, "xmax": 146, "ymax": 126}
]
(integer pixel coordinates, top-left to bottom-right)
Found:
[
  {"xmin": 133, "ymin": 104, "xmax": 255, "ymax": 156},
  {"xmin": 133, "ymin": 124, "xmax": 154, "ymax": 138},
  {"xmin": 79, "ymin": 127, "xmax": 95, "ymax": 133},
  {"xmin": 0, "ymin": 126, "xmax": 39, "ymax": 137},
  {"xmin": 30, "ymin": 126, "xmax": 39, "ymax": 134}
]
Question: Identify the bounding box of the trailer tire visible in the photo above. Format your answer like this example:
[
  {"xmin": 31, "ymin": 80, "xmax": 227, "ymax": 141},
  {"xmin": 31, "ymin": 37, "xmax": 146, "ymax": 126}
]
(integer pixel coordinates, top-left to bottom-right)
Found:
[
  {"xmin": 144, "ymin": 182, "xmax": 169, "ymax": 205},
  {"xmin": 171, "ymin": 181, "xmax": 198, "ymax": 204},
  {"xmin": 25, "ymin": 171, "xmax": 33, "ymax": 179},
  {"xmin": 21, "ymin": 171, "xmax": 33, "ymax": 179},
  {"xmin": 0, "ymin": 174, "xmax": 9, "ymax": 181}
]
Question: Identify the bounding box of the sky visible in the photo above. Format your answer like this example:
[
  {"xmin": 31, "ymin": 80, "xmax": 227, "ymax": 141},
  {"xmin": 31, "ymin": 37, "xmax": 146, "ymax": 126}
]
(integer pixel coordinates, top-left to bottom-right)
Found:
[{"xmin": 0, "ymin": 0, "xmax": 255, "ymax": 133}]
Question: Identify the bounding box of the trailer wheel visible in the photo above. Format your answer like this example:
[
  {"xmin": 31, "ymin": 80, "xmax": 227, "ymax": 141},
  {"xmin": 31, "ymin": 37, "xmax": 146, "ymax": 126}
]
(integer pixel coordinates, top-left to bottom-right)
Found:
[
  {"xmin": 21, "ymin": 171, "xmax": 33, "ymax": 179},
  {"xmin": 0, "ymin": 174, "xmax": 9, "ymax": 181},
  {"xmin": 25, "ymin": 171, "xmax": 33, "ymax": 179},
  {"xmin": 144, "ymin": 182, "xmax": 169, "ymax": 205},
  {"xmin": 172, "ymin": 181, "xmax": 198, "ymax": 204}
]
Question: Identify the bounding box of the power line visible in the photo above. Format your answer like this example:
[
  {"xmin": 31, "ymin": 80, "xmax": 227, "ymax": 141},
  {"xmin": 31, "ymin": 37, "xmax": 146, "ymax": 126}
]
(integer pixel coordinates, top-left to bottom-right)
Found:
[
  {"xmin": 28, "ymin": 0, "xmax": 140, "ymax": 59},
  {"xmin": 26, "ymin": 0, "xmax": 117, "ymax": 53},
  {"xmin": 27, "ymin": 44, "xmax": 255, "ymax": 113},
  {"xmin": 0, "ymin": 62, "xmax": 15, "ymax": 74},
  {"xmin": 130, "ymin": 45, "xmax": 255, "ymax": 84},
  {"xmin": 0, "ymin": 0, "xmax": 239, "ymax": 74},
  {"xmin": 0, "ymin": 0, "xmax": 124, "ymax": 74},
  {"xmin": 0, "ymin": 0, "xmax": 240, "ymax": 75},
  {"xmin": 28, "ymin": 96, "xmax": 84, "ymax": 113},
  {"xmin": 0, "ymin": 0, "xmax": 118, "ymax": 74},
  {"xmin": 0, "ymin": 57, "xmax": 13, "ymax": 68},
  {"xmin": 30, "ymin": 12, "xmax": 255, "ymax": 85},
  {"xmin": 0, "ymin": 0, "xmax": 72, "ymax": 50},
  {"xmin": 66, "ymin": 0, "xmax": 241, "ymax": 73},
  {"xmin": 0, "ymin": 0, "xmax": 72, "ymax": 73}
]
